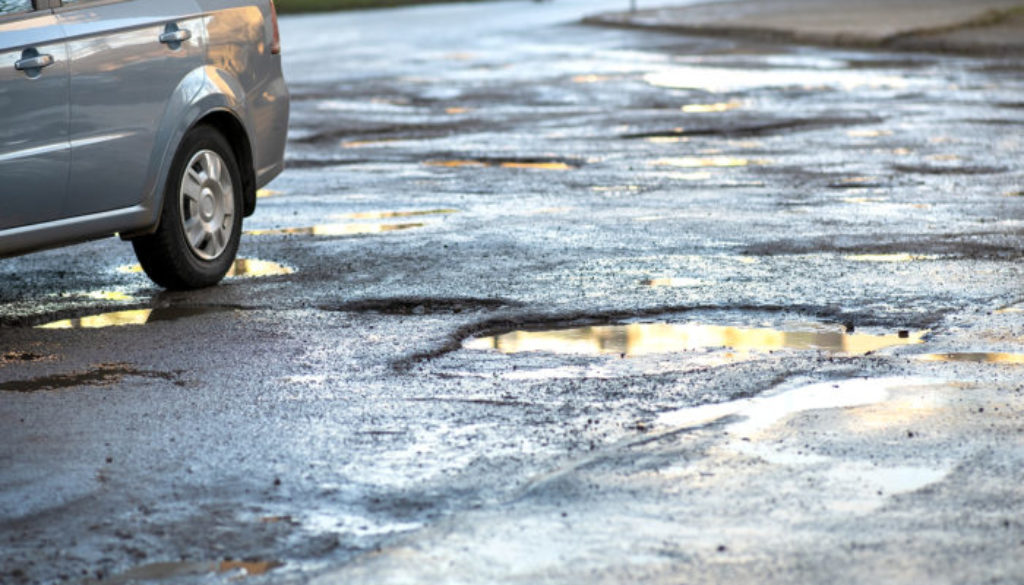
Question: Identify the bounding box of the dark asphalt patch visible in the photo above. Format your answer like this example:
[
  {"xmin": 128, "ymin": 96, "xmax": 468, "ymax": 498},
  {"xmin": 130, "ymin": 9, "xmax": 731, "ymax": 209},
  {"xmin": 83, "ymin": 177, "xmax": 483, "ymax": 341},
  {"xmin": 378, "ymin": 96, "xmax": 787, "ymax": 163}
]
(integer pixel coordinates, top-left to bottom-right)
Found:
[
  {"xmin": 621, "ymin": 115, "xmax": 885, "ymax": 140},
  {"xmin": 0, "ymin": 363, "xmax": 179, "ymax": 393},
  {"xmin": 891, "ymin": 163, "xmax": 1009, "ymax": 175}
]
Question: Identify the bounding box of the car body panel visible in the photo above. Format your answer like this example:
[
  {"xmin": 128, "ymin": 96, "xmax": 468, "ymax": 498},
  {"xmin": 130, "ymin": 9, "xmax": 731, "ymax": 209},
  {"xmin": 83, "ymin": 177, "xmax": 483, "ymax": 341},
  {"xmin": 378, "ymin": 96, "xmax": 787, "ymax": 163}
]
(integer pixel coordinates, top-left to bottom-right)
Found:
[
  {"xmin": 56, "ymin": 0, "xmax": 206, "ymax": 218},
  {"xmin": 0, "ymin": 11, "xmax": 70, "ymax": 231},
  {"xmin": 0, "ymin": 0, "xmax": 289, "ymax": 259}
]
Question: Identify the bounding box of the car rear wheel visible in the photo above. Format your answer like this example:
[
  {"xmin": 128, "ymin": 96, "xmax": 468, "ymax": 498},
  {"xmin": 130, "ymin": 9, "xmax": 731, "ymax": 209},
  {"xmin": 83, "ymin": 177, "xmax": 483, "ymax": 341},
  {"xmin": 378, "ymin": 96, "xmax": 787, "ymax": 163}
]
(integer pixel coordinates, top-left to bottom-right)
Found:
[{"xmin": 132, "ymin": 125, "xmax": 243, "ymax": 290}]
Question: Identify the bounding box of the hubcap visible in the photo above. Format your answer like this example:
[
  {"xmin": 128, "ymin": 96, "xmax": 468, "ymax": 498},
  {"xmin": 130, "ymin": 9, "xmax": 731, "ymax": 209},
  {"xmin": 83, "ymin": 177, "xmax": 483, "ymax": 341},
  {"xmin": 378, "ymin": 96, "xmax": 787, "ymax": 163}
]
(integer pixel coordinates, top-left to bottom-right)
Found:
[{"xmin": 179, "ymin": 149, "xmax": 235, "ymax": 261}]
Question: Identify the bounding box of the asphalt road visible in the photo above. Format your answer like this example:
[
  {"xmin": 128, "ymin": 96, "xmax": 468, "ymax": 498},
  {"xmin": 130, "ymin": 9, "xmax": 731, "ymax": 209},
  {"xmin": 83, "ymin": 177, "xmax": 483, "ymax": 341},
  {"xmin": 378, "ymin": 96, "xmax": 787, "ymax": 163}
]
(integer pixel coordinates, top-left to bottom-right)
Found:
[{"xmin": 2, "ymin": 1, "xmax": 1024, "ymax": 583}]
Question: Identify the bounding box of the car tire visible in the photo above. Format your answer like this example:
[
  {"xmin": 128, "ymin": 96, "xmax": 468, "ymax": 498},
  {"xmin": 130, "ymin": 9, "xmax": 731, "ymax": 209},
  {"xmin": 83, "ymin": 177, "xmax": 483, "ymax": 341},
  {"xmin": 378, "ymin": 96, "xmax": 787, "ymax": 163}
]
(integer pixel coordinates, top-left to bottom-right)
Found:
[{"xmin": 132, "ymin": 125, "xmax": 243, "ymax": 290}]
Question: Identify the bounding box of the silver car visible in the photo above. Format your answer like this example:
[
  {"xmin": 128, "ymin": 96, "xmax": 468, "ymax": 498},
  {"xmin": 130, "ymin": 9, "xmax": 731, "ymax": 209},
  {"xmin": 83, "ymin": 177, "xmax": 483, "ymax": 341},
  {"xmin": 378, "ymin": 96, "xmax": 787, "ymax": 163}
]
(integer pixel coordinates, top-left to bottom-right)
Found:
[{"xmin": 0, "ymin": 0, "xmax": 289, "ymax": 289}]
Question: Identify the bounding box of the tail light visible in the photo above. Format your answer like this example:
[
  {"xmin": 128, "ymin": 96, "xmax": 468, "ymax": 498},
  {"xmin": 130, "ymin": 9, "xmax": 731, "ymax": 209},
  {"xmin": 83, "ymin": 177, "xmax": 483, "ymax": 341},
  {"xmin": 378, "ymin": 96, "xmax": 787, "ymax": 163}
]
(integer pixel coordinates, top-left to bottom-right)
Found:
[{"xmin": 270, "ymin": 0, "xmax": 281, "ymax": 55}]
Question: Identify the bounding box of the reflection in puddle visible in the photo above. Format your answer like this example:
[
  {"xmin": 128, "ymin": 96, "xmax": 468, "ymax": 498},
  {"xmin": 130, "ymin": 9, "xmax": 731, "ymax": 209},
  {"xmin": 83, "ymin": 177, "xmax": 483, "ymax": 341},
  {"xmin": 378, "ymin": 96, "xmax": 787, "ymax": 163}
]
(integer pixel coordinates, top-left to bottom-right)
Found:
[
  {"xmin": 334, "ymin": 209, "xmax": 457, "ymax": 220},
  {"xmin": 681, "ymin": 101, "xmax": 743, "ymax": 113},
  {"xmin": 36, "ymin": 307, "xmax": 232, "ymax": 330},
  {"xmin": 226, "ymin": 259, "xmax": 294, "ymax": 278},
  {"xmin": 847, "ymin": 129, "xmax": 892, "ymax": 138},
  {"xmin": 652, "ymin": 157, "xmax": 761, "ymax": 169},
  {"xmin": 917, "ymin": 352, "xmax": 1024, "ymax": 364},
  {"xmin": 84, "ymin": 560, "xmax": 281, "ymax": 585},
  {"xmin": 642, "ymin": 278, "xmax": 706, "ymax": 287},
  {"xmin": 657, "ymin": 377, "xmax": 952, "ymax": 508},
  {"xmin": 657, "ymin": 377, "xmax": 935, "ymax": 434},
  {"xmin": 120, "ymin": 259, "xmax": 292, "ymax": 279},
  {"xmin": 256, "ymin": 189, "xmax": 283, "ymax": 198},
  {"xmin": 425, "ymin": 159, "xmax": 574, "ymax": 171},
  {"xmin": 464, "ymin": 322, "xmax": 925, "ymax": 357},
  {"xmin": 247, "ymin": 223, "xmax": 425, "ymax": 237}
]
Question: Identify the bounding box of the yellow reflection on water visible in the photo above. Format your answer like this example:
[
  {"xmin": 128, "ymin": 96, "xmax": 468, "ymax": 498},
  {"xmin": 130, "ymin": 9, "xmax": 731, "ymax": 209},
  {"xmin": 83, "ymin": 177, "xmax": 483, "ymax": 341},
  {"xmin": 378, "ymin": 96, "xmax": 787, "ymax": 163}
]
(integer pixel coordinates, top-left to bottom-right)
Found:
[
  {"xmin": 643, "ymin": 278, "xmax": 706, "ymax": 287},
  {"xmin": 426, "ymin": 160, "xmax": 488, "ymax": 168},
  {"xmin": 499, "ymin": 161, "xmax": 573, "ymax": 171},
  {"xmin": 917, "ymin": 353, "xmax": 1024, "ymax": 364},
  {"xmin": 247, "ymin": 223, "xmax": 424, "ymax": 236},
  {"xmin": 256, "ymin": 189, "xmax": 283, "ymax": 198},
  {"xmin": 38, "ymin": 309, "xmax": 154, "ymax": 330},
  {"xmin": 572, "ymin": 74, "xmax": 613, "ymax": 84},
  {"xmin": 120, "ymin": 259, "xmax": 293, "ymax": 278},
  {"xmin": 652, "ymin": 157, "xmax": 758, "ymax": 169},
  {"xmin": 445, "ymin": 107, "xmax": 469, "ymax": 115},
  {"xmin": 847, "ymin": 129, "xmax": 892, "ymax": 138},
  {"xmin": 681, "ymin": 101, "xmax": 742, "ymax": 113},
  {"xmin": 334, "ymin": 209, "xmax": 457, "ymax": 220},
  {"xmin": 225, "ymin": 259, "xmax": 294, "ymax": 278},
  {"xmin": 465, "ymin": 323, "xmax": 926, "ymax": 357},
  {"xmin": 425, "ymin": 160, "xmax": 573, "ymax": 171}
]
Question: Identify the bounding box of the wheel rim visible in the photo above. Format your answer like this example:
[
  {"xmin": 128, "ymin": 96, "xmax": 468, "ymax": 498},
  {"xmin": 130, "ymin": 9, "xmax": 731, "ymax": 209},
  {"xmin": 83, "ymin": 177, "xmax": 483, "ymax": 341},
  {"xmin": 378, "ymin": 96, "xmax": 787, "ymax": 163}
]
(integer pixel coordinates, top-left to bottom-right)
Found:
[{"xmin": 179, "ymin": 149, "xmax": 235, "ymax": 261}]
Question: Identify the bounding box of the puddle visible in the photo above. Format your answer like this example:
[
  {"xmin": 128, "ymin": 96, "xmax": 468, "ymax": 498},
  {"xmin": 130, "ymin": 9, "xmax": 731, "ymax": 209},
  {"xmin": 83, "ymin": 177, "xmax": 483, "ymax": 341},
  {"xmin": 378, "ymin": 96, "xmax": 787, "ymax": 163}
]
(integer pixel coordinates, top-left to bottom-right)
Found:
[
  {"xmin": 651, "ymin": 157, "xmax": 763, "ymax": 169},
  {"xmin": 681, "ymin": 101, "xmax": 743, "ymax": 113},
  {"xmin": 246, "ymin": 223, "xmax": 425, "ymax": 237},
  {"xmin": 655, "ymin": 377, "xmax": 953, "ymax": 508},
  {"xmin": 425, "ymin": 159, "xmax": 576, "ymax": 171},
  {"xmin": 120, "ymin": 258, "xmax": 292, "ymax": 279},
  {"xmin": 464, "ymin": 322, "xmax": 925, "ymax": 357},
  {"xmin": 0, "ymin": 363, "xmax": 174, "ymax": 393},
  {"xmin": 916, "ymin": 352, "xmax": 1024, "ymax": 364},
  {"xmin": 642, "ymin": 278, "xmax": 707, "ymax": 287},
  {"xmin": 36, "ymin": 307, "xmax": 233, "ymax": 330},
  {"xmin": 657, "ymin": 377, "xmax": 935, "ymax": 434},
  {"xmin": 847, "ymin": 129, "xmax": 892, "ymax": 138},
  {"xmin": 226, "ymin": 259, "xmax": 294, "ymax": 278},
  {"xmin": 84, "ymin": 560, "xmax": 281, "ymax": 585},
  {"xmin": 334, "ymin": 209, "xmax": 457, "ymax": 220}
]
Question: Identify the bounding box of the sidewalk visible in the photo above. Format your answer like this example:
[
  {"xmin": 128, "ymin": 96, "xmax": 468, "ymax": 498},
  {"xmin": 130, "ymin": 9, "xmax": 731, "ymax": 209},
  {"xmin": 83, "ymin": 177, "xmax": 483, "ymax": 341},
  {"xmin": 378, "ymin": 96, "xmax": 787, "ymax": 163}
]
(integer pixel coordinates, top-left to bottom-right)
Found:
[{"xmin": 584, "ymin": 0, "xmax": 1024, "ymax": 55}]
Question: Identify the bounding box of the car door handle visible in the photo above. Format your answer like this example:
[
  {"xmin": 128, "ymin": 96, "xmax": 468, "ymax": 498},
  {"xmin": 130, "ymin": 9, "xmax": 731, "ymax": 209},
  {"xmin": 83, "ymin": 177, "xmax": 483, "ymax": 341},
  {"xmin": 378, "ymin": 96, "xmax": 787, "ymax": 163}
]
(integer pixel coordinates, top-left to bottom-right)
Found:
[
  {"xmin": 14, "ymin": 54, "xmax": 54, "ymax": 71},
  {"xmin": 159, "ymin": 29, "xmax": 192, "ymax": 44}
]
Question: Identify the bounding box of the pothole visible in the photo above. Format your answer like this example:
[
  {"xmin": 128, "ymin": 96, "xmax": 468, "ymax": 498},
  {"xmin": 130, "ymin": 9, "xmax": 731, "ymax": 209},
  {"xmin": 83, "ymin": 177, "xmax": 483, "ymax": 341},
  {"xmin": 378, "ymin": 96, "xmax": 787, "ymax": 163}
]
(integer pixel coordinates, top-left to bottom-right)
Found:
[
  {"xmin": 83, "ymin": 560, "xmax": 281, "ymax": 585},
  {"xmin": 916, "ymin": 352, "xmax": 1024, "ymax": 364},
  {"xmin": 424, "ymin": 157, "xmax": 579, "ymax": 171},
  {"xmin": 0, "ymin": 363, "xmax": 177, "ymax": 393},
  {"xmin": 322, "ymin": 297, "xmax": 519, "ymax": 315},
  {"xmin": 464, "ymin": 321, "xmax": 925, "ymax": 357},
  {"xmin": 119, "ymin": 258, "xmax": 293, "ymax": 278},
  {"xmin": 36, "ymin": 306, "xmax": 237, "ymax": 330},
  {"xmin": 246, "ymin": 223, "xmax": 425, "ymax": 237}
]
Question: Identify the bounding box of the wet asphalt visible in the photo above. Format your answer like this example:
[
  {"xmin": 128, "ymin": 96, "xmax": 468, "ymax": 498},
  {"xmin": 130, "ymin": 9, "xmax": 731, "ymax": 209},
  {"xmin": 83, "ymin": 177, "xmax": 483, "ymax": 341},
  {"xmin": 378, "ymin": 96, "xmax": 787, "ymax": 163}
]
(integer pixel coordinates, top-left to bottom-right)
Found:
[{"xmin": 2, "ymin": 0, "xmax": 1024, "ymax": 583}]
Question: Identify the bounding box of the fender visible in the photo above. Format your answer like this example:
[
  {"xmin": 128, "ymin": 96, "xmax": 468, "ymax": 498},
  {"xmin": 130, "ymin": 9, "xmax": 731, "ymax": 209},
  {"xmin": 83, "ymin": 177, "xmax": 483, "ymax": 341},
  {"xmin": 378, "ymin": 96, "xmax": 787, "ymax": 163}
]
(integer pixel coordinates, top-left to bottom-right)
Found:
[{"xmin": 121, "ymin": 65, "xmax": 252, "ymax": 239}]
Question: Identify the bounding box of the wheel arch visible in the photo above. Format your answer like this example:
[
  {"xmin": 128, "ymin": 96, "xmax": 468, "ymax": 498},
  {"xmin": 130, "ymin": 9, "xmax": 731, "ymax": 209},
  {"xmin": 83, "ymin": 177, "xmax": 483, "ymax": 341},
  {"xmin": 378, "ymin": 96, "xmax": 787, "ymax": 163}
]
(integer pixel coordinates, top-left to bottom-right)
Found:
[{"xmin": 123, "ymin": 67, "xmax": 258, "ymax": 239}]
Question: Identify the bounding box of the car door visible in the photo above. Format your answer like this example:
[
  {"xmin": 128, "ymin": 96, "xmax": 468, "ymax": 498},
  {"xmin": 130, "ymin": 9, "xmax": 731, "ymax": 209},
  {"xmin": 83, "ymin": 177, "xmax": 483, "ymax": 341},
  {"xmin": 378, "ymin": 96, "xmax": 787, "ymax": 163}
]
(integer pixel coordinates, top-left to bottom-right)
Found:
[
  {"xmin": 56, "ymin": 0, "xmax": 204, "ymax": 218},
  {"xmin": 0, "ymin": 0, "xmax": 70, "ymax": 231}
]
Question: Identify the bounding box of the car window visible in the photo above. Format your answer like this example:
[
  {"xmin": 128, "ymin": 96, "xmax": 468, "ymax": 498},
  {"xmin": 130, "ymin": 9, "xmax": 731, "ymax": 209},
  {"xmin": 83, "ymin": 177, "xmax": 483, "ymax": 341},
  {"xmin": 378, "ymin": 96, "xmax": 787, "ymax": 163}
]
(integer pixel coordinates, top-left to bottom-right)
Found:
[{"xmin": 0, "ymin": 0, "xmax": 32, "ymax": 16}]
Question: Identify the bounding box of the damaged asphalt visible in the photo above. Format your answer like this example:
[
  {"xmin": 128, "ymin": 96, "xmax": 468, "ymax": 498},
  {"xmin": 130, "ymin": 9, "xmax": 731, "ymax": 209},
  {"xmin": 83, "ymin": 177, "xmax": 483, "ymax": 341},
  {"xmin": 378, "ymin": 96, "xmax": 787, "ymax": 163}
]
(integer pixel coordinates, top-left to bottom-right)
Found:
[{"xmin": 1, "ymin": 0, "xmax": 1024, "ymax": 583}]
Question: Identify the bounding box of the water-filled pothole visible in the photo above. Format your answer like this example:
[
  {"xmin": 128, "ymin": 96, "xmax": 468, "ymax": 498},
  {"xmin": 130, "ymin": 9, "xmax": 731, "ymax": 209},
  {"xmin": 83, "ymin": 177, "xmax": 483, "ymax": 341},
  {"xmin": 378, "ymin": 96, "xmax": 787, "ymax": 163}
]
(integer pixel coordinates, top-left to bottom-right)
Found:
[
  {"xmin": 424, "ymin": 158, "xmax": 578, "ymax": 171},
  {"xmin": 464, "ymin": 321, "xmax": 925, "ymax": 357},
  {"xmin": 36, "ymin": 306, "xmax": 235, "ymax": 330},
  {"xmin": 246, "ymin": 223, "xmax": 425, "ymax": 237},
  {"xmin": 917, "ymin": 352, "xmax": 1024, "ymax": 364},
  {"xmin": 119, "ymin": 258, "xmax": 293, "ymax": 278}
]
